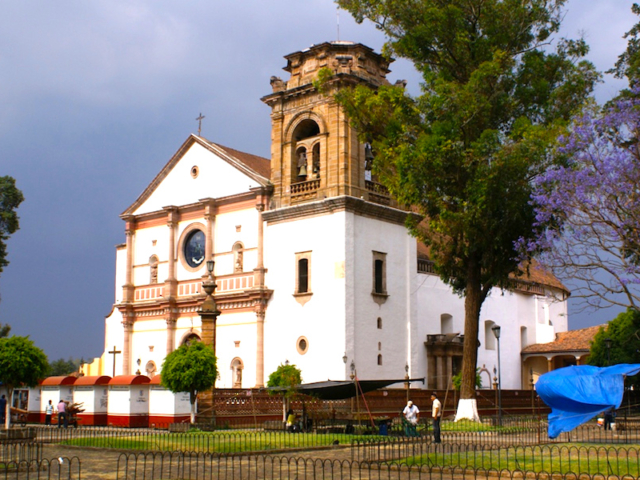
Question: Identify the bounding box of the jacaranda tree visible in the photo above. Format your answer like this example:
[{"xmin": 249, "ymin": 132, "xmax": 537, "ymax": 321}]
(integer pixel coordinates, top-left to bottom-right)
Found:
[{"xmin": 526, "ymin": 92, "xmax": 640, "ymax": 311}]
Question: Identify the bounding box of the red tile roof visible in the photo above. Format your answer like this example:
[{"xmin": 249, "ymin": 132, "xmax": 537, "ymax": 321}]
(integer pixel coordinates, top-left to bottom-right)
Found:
[{"xmin": 522, "ymin": 325, "xmax": 603, "ymax": 354}]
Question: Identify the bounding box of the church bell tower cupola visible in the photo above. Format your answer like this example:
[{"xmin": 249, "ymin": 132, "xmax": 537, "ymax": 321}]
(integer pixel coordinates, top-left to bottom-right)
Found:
[{"xmin": 261, "ymin": 42, "xmax": 395, "ymax": 208}]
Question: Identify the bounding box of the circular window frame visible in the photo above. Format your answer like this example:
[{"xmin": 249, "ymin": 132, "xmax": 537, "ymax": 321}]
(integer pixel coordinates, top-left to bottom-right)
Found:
[
  {"xmin": 296, "ymin": 336, "xmax": 309, "ymax": 355},
  {"xmin": 190, "ymin": 165, "xmax": 199, "ymax": 179},
  {"xmin": 178, "ymin": 222, "xmax": 207, "ymax": 273}
]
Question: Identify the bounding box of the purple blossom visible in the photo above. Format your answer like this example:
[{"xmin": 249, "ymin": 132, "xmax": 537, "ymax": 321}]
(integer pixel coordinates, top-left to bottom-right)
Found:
[{"xmin": 528, "ymin": 90, "xmax": 640, "ymax": 310}]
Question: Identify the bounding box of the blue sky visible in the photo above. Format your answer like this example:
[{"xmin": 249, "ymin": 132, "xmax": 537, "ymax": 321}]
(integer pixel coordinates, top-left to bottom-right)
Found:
[{"xmin": 0, "ymin": 1, "xmax": 636, "ymax": 361}]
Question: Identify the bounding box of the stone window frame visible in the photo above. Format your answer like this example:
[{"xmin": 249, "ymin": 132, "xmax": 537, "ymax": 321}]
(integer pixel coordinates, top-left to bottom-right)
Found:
[
  {"xmin": 177, "ymin": 222, "xmax": 207, "ymax": 273},
  {"xmin": 296, "ymin": 336, "xmax": 309, "ymax": 355},
  {"xmin": 293, "ymin": 251, "xmax": 313, "ymax": 306},
  {"xmin": 371, "ymin": 251, "xmax": 389, "ymax": 304}
]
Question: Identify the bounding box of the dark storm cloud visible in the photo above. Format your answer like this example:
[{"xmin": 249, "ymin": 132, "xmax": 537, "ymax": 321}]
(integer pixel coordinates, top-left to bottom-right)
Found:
[{"xmin": 0, "ymin": 1, "xmax": 635, "ymax": 361}]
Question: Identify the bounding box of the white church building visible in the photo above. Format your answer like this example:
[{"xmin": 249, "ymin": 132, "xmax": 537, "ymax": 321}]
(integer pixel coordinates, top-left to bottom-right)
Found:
[{"xmin": 85, "ymin": 41, "xmax": 570, "ymax": 391}]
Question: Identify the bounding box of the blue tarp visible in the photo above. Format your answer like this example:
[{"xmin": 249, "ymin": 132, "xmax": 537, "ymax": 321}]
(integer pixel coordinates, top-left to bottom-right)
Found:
[{"xmin": 535, "ymin": 364, "xmax": 640, "ymax": 438}]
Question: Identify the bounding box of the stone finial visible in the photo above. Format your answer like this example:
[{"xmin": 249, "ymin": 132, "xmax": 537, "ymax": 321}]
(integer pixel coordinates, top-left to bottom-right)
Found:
[{"xmin": 270, "ymin": 76, "xmax": 285, "ymax": 92}]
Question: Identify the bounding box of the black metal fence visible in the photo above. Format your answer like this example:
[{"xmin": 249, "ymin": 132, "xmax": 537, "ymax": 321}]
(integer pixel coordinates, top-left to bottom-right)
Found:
[
  {"xmin": 114, "ymin": 450, "xmax": 640, "ymax": 480},
  {"xmin": 0, "ymin": 441, "xmax": 42, "ymax": 464},
  {"xmin": 0, "ymin": 457, "xmax": 80, "ymax": 480}
]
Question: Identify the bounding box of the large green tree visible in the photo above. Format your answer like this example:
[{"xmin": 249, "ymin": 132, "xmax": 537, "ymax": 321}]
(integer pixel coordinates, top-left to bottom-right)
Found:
[
  {"xmin": 335, "ymin": 0, "xmax": 598, "ymax": 418},
  {"xmin": 0, "ymin": 336, "xmax": 48, "ymax": 428},
  {"xmin": 161, "ymin": 341, "xmax": 217, "ymax": 424},
  {"xmin": 0, "ymin": 176, "xmax": 24, "ymax": 278},
  {"xmin": 589, "ymin": 310, "xmax": 640, "ymax": 387},
  {"xmin": 49, "ymin": 357, "xmax": 84, "ymax": 376}
]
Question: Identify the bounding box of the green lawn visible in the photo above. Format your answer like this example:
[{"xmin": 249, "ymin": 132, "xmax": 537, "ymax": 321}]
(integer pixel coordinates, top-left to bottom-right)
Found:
[
  {"xmin": 59, "ymin": 431, "xmax": 378, "ymax": 453},
  {"xmin": 399, "ymin": 443, "xmax": 640, "ymax": 477}
]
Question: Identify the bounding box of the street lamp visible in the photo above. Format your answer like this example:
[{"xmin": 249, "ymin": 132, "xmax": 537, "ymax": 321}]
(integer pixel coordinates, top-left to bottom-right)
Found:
[
  {"xmin": 404, "ymin": 362, "xmax": 410, "ymax": 402},
  {"xmin": 605, "ymin": 338, "xmax": 612, "ymax": 365},
  {"xmin": 491, "ymin": 324, "xmax": 502, "ymax": 427}
]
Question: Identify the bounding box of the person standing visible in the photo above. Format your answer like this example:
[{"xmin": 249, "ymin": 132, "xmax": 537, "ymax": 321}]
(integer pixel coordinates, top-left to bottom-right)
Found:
[
  {"xmin": 45, "ymin": 400, "xmax": 53, "ymax": 426},
  {"xmin": 431, "ymin": 393, "xmax": 442, "ymax": 443},
  {"xmin": 0, "ymin": 395, "xmax": 6, "ymax": 425},
  {"xmin": 57, "ymin": 399, "xmax": 68, "ymax": 428},
  {"xmin": 402, "ymin": 400, "xmax": 420, "ymax": 437}
]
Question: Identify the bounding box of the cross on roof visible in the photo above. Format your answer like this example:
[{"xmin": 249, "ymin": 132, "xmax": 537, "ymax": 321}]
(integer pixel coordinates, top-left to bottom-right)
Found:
[{"xmin": 196, "ymin": 113, "xmax": 205, "ymax": 137}]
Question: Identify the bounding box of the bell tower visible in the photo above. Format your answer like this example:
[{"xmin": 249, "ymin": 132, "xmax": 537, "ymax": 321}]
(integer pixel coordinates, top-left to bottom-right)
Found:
[{"xmin": 261, "ymin": 42, "xmax": 394, "ymax": 208}]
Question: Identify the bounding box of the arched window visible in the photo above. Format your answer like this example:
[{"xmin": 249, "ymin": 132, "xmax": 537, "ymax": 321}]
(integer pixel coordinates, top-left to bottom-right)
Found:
[
  {"xmin": 145, "ymin": 361, "xmax": 157, "ymax": 378},
  {"xmin": 377, "ymin": 317, "xmax": 382, "ymax": 329},
  {"xmin": 149, "ymin": 255, "xmax": 159, "ymax": 284},
  {"xmin": 296, "ymin": 147, "xmax": 308, "ymax": 179},
  {"xmin": 182, "ymin": 332, "xmax": 201, "ymax": 346},
  {"xmin": 233, "ymin": 242, "xmax": 244, "ymax": 273},
  {"xmin": 312, "ymin": 143, "xmax": 321, "ymax": 177},
  {"xmin": 377, "ymin": 354, "xmax": 383, "ymax": 366}
]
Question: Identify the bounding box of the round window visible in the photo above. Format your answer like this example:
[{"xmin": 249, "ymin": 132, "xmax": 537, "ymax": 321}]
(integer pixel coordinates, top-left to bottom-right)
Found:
[
  {"xmin": 184, "ymin": 230, "xmax": 205, "ymax": 268},
  {"xmin": 297, "ymin": 336, "xmax": 309, "ymax": 355}
]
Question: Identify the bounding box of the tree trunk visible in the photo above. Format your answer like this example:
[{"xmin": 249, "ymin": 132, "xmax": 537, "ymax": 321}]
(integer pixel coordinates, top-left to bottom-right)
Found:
[
  {"xmin": 190, "ymin": 391, "xmax": 197, "ymax": 425},
  {"xmin": 455, "ymin": 266, "xmax": 484, "ymax": 421},
  {"xmin": 4, "ymin": 388, "xmax": 11, "ymax": 430}
]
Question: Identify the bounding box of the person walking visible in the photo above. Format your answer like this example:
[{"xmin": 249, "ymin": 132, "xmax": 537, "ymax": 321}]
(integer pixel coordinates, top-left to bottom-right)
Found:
[
  {"xmin": 57, "ymin": 399, "xmax": 68, "ymax": 428},
  {"xmin": 402, "ymin": 400, "xmax": 420, "ymax": 437},
  {"xmin": 45, "ymin": 400, "xmax": 53, "ymax": 426},
  {"xmin": 431, "ymin": 393, "xmax": 442, "ymax": 443}
]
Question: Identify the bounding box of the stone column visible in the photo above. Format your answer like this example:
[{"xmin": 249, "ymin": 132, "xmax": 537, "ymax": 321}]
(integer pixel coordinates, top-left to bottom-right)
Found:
[
  {"xmin": 436, "ymin": 356, "xmax": 444, "ymax": 390},
  {"xmin": 164, "ymin": 207, "xmax": 179, "ymax": 299},
  {"xmin": 203, "ymin": 199, "xmax": 216, "ymax": 267},
  {"xmin": 122, "ymin": 316, "xmax": 134, "ymax": 375},
  {"xmin": 547, "ymin": 357, "xmax": 554, "ymax": 373},
  {"xmin": 255, "ymin": 309, "xmax": 265, "ymax": 387},
  {"xmin": 122, "ymin": 216, "xmax": 136, "ymax": 303},
  {"xmin": 166, "ymin": 318, "xmax": 177, "ymax": 354}
]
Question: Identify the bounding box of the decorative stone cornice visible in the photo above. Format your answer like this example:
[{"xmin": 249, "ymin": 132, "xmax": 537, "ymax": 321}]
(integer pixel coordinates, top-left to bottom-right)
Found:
[{"xmin": 262, "ymin": 196, "xmax": 421, "ymax": 226}]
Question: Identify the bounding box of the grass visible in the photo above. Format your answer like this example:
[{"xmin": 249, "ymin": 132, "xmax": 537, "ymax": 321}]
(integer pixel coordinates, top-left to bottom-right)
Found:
[
  {"xmin": 398, "ymin": 443, "xmax": 640, "ymax": 476},
  {"xmin": 59, "ymin": 430, "xmax": 380, "ymax": 453}
]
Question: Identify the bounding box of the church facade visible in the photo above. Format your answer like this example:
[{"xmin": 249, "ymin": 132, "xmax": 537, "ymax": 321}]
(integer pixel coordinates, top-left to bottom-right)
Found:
[{"xmin": 86, "ymin": 41, "xmax": 570, "ymax": 391}]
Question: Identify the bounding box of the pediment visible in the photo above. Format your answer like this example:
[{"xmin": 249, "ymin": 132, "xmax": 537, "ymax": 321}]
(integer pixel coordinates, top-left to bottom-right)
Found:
[{"xmin": 123, "ymin": 135, "xmax": 270, "ymax": 216}]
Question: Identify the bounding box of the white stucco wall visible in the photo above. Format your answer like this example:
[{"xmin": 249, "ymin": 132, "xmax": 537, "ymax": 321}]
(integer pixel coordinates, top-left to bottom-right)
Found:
[
  {"xmin": 346, "ymin": 213, "xmax": 416, "ymax": 382},
  {"xmin": 415, "ymin": 273, "xmax": 569, "ymax": 390},
  {"xmin": 264, "ymin": 210, "xmax": 348, "ymax": 384},
  {"xmin": 133, "ymin": 143, "xmax": 262, "ymax": 216}
]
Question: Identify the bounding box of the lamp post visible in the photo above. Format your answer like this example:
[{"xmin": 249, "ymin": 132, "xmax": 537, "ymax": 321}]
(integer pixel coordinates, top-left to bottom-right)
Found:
[
  {"xmin": 491, "ymin": 324, "xmax": 502, "ymax": 427},
  {"xmin": 605, "ymin": 338, "xmax": 612, "ymax": 365},
  {"xmin": 404, "ymin": 363, "xmax": 410, "ymax": 402},
  {"xmin": 350, "ymin": 360, "xmax": 359, "ymax": 429}
]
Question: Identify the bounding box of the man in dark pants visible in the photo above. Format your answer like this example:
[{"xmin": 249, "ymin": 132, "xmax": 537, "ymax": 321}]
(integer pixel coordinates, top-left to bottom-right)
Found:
[
  {"xmin": 431, "ymin": 393, "xmax": 442, "ymax": 443},
  {"xmin": 0, "ymin": 395, "xmax": 6, "ymax": 425},
  {"xmin": 57, "ymin": 399, "xmax": 68, "ymax": 428}
]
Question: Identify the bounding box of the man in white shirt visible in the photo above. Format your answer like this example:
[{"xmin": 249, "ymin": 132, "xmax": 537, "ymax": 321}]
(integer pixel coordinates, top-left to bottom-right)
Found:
[
  {"xmin": 402, "ymin": 400, "xmax": 420, "ymax": 436},
  {"xmin": 431, "ymin": 393, "xmax": 442, "ymax": 443}
]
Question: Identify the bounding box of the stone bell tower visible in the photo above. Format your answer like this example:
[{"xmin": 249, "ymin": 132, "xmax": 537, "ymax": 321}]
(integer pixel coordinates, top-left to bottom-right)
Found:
[{"xmin": 261, "ymin": 41, "xmax": 395, "ymax": 208}]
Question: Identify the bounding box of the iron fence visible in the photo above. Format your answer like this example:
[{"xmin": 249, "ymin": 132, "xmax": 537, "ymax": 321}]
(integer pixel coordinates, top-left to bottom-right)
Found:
[
  {"xmin": 114, "ymin": 450, "xmax": 640, "ymax": 479},
  {"xmin": 0, "ymin": 441, "xmax": 42, "ymax": 464},
  {"xmin": 0, "ymin": 457, "xmax": 80, "ymax": 480},
  {"xmin": 33, "ymin": 426, "xmax": 356, "ymax": 454}
]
